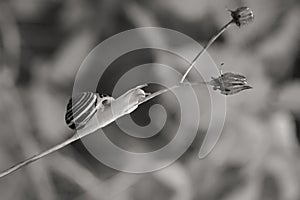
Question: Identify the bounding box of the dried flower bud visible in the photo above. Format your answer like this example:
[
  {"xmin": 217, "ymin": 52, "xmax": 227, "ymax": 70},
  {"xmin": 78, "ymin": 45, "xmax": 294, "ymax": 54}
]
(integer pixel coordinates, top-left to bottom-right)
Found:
[
  {"xmin": 209, "ymin": 72, "xmax": 252, "ymax": 95},
  {"xmin": 230, "ymin": 6, "xmax": 254, "ymax": 27}
]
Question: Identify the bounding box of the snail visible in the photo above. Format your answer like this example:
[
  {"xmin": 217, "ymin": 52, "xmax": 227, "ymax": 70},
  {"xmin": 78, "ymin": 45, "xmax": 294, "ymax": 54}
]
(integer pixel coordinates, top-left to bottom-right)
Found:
[
  {"xmin": 65, "ymin": 85, "xmax": 149, "ymax": 131},
  {"xmin": 65, "ymin": 92, "xmax": 114, "ymax": 130}
]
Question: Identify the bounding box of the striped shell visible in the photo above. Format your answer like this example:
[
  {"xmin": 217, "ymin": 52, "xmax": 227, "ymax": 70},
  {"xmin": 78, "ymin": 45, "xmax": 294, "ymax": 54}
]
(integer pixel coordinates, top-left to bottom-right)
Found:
[{"xmin": 65, "ymin": 92, "xmax": 100, "ymax": 130}]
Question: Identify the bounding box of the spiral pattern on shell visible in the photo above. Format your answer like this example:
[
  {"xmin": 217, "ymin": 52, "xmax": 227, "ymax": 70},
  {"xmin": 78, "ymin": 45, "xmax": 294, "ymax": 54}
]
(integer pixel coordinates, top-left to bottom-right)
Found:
[{"xmin": 65, "ymin": 92, "xmax": 99, "ymax": 130}]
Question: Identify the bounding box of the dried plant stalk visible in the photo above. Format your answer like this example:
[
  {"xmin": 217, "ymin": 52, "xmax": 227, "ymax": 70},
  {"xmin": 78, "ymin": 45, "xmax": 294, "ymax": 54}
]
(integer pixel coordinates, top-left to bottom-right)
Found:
[
  {"xmin": 180, "ymin": 19, "xmax": 234, "ymax": 83},
  {"xmin": 0, "ymin": 82, "xmax": 204, "ymax": 178},
  {"xmin": 180, "ymin": 6, "xmax": 254, "ymax": 82}
]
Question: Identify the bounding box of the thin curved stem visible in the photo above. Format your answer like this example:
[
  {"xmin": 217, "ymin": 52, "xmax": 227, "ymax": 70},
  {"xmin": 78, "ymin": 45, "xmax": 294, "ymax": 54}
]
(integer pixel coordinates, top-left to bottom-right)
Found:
[
  {"xmin": 0, "ymin": 82, "xmax": 209, "ymax": 179},
  {"xmin": 138, "ymin": 82, "xmax": 208, "ymax": 105},
  {"xmin": 0, "ymin": 134, "xmax": 80, "ymax": 178},
  {"xmin": 180, "ymin": 20, "xmax": 234, "ymax": 83}
]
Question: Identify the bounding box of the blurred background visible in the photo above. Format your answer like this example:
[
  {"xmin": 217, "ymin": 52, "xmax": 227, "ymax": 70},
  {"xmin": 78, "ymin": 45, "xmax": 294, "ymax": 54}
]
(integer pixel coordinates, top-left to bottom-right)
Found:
[{"xmin": 0, "ymin": 0, "xmax": 300, "ymax": 199}]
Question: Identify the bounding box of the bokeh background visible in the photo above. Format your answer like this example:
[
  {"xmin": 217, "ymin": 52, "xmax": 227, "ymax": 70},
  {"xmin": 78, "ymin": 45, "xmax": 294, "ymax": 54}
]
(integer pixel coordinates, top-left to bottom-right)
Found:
[{"xmin": 0, "ymin": 0, "xmax": 300, "ymax": 199}]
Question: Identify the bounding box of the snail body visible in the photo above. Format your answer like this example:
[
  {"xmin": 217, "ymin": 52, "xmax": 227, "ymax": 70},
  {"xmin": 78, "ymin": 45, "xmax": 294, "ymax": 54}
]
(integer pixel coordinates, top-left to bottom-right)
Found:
[{"xmin": 65, "ymin": 85, "xmax": 148, "ymax": 131}]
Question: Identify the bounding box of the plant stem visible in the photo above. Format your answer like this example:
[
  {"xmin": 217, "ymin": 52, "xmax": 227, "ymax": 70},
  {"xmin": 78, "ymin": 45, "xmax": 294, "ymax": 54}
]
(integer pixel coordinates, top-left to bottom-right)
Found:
[
  {"xmin": 0, "ymin": 82, "xmax": 209, "ymax": 179},
  {"xmin": 0, "ymin": 134, "xmax": 80, "ymax": 178},
  {"xmin": 138, "ymin": 82, "xmax": 208, "ymax": 105},
  {"xmin": 180, "ymin": 19, "xmax": 234, "ymax": 83}
]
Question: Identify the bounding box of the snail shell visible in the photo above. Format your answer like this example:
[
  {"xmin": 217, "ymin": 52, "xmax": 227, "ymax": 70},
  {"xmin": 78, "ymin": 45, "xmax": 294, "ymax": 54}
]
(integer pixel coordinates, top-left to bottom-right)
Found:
[{"xmin": 65, "ymin": 92, "xmax": 114, "ymax": 130}]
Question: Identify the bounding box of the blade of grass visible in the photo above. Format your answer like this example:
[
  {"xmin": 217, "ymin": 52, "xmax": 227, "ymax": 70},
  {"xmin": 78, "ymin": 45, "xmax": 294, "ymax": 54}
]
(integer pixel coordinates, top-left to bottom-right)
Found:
[{"xmin": 0, "ymin": 82, "xmax": 208, "ymax": 179}]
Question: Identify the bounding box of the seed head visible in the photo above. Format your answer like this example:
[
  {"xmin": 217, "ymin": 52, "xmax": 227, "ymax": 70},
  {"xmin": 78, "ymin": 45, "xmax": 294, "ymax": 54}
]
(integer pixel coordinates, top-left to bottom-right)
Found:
[
  {"xmin": 209, "ymin": 72, "xmax": 252, "ymax": 95},
  {"xmin": 230, "ymin": 6, "xmax": 254, "ymax": 27}
]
